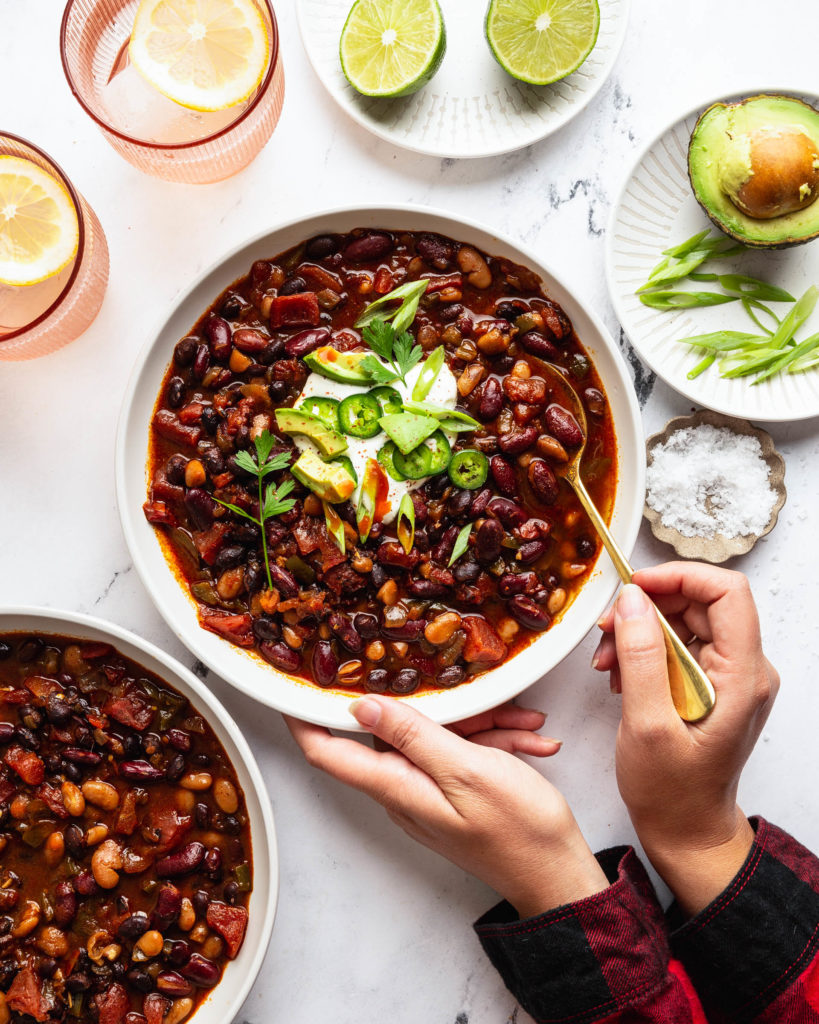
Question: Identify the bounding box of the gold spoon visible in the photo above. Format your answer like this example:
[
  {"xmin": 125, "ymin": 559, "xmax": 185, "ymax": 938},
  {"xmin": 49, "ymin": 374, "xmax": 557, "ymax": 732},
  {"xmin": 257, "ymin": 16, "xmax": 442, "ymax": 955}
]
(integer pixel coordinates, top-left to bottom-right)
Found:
[{"xmin": 538, "ymin": 366, "xmax": 716, "ymax": 722}]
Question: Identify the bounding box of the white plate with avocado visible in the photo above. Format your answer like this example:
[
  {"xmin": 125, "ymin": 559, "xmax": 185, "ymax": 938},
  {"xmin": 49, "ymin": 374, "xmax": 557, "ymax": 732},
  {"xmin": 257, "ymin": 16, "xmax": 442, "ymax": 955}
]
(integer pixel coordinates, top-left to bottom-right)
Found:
[
  {"xmin": 606, "ymin": 88, "xmax": 819, "ymax": 422},
  {"xmin": 296, "ymin": 0, "xmax": 628, "ymax": 159}
]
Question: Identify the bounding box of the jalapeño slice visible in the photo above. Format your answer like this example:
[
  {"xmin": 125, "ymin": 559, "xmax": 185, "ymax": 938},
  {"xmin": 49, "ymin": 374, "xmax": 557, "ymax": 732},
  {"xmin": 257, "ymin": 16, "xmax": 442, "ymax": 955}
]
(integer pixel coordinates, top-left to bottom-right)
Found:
[
  {"xmin": 371, "ymin": 385, "xmax": 403, "ymax": 416},
  {"xmin": 377, "ymin": 441, "xmax": 407, "ymax": 481},
  {"xmin": 330, "ymin": 455, "xmax": 358, "ymax": 484},
  {"xmin": 448, "ymin": 449, "xmax": 489, "ymax": 489},
  {"xmin": 394, "ymin": 431, "xmax": 451, "ymax": 480},
  {"xmin": 298, "ymin": 396, "xmax": 341, "ymax": 432},
  {"xmin": 338, "ymin": 393, "xmax": 382, "ymax": 438}
]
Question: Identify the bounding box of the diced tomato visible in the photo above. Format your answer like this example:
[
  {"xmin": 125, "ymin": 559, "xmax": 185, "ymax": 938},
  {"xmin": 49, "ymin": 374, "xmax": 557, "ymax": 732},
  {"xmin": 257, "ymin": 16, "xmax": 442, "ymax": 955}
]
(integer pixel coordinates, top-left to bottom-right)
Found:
[
  {"xmin": 200, "ymin": 612, "xmax": 255, "ymax": 648},
  {"xmin": 153, "ymin": 409, "xmax": 202, "ymax": 448},
  {"xmin": 146, "ymin": 805, "xmax": 193, "ymax": 854},
  {"xmin": 211, "ymin": 471, "xmax": 234, "ymax": 489},
  {"xmin": 104, "ymin": 690, "xmax": 155, "ymax": 731},
  {"xmin": 95, "ymin": 982, "xmax": 130, "ymax": 1024},
  {"xmin": 206, "ymin": 901, "xmax": 249, "ymax": 959},
  {"xmin": 424, "ymin": 273, "xmax": 463, "ymax": 293},
  {"xmin": 114, "ymin": 789, "xmax": 139, "ymax": 836},
  {"xmin": 36, "ymin": 783, "xmax": 69, "ymax": 819},
  {"xmin": 300, "ymin": 263, "xmax": 342, "ymax": 292},
  {"xmin": 4, "ymin": 745, "xmax": 45, "ymax": 785},
  {"xmin": 0, "ymin": 688, "xmax": 30, "ymax": 705},
  {"xmin": 6, "ymin": 967, "xmax": 54, "ymax": 1022},
  {"xmin": 150, "ymin": 467, "xmax": 185, "ymax": 505},
  {"xmin": 193, "ymin": 522, "xmax": 231, "ymax": 565},
  {"xmin": 269, "ymin": 292, "xmax": 320, "ymax": 329},
  {"xmin": 462, "ymin": 616, "xmax": 507, "ymax": 665},
  {"xmin": 293, "ymin": 518, "xmax": 321, "ymax": 556},
  {"xmin": 23, "ymin": 674, "xmax": 63, "ymax": 701},
  {"xmin": 81, "ymin": 643, "xmax": 114, "ymax": 660},
  {"xmin": 143, "ymin": 992, "xmax": 171, "ymax": 1024},
  {"xmin": 178, "ymin": 402, "xmax": 204, "ymax": 425}
]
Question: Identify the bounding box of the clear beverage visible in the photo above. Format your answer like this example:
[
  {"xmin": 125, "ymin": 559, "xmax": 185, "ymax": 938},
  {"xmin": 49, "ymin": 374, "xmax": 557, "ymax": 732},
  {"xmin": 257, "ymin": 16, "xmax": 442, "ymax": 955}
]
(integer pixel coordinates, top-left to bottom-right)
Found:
[
  {"xmin": 0, "ymin": 134, "xmax": 109, "ymax": 362},
  {"xmin": 61, "ymin": 0, "xmax": 285, "ymax": 184}
]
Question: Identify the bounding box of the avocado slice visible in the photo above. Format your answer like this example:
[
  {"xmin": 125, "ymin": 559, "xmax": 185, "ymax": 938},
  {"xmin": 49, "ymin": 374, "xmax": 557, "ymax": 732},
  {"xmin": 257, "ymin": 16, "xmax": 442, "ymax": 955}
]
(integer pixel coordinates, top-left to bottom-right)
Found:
[
  {"xmin": 688, "ymin": 94, "xmax": 819, "ymax": 249},
  {"xmin": 303, "ymin": 346, "xmax": 371, "ymax": 384},
  {"xmin": 291, "ymin": 448, "xmax": 357, "ymax": 504},
  {"xmin": 275, "ymin": 408, "xmax": 348, "ymax": 458}
]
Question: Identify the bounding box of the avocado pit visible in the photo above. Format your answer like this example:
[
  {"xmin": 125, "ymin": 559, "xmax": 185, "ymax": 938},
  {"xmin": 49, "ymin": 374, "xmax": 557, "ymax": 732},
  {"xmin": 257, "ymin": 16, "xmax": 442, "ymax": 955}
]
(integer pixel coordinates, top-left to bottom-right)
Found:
[{"xmin": 719, "ymin": 126, "xmax": 819, "ymax": 220}]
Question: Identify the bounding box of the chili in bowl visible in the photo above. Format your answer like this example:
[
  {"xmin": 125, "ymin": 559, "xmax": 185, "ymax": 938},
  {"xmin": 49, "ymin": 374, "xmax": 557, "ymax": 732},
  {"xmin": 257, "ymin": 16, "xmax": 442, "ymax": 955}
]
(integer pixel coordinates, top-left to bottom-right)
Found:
[
  {"xmin": 117, "ymin": 205, "xmax": 645, "ymax": 729},
  {"xmin": 0, "ymin": 609, "xmax": 276, "ymax": 1024}
]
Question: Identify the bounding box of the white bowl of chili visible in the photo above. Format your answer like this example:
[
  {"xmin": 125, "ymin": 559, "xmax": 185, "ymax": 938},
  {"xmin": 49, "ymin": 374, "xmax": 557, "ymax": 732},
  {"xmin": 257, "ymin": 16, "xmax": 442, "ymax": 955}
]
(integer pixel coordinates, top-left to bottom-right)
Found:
[
  {"xmin": 0, "ymin": 608, "xmax": 277, "ymax": 1024},
  {"xmin": 117, "ymin": 205, "xmax": 644, "ymax": 729}
]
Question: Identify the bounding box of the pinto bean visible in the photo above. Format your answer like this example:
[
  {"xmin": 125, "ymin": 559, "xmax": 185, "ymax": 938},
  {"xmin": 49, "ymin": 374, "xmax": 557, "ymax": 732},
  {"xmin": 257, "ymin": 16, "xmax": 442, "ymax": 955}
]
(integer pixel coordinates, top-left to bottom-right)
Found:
[
  {"xmin": 508, "ymin": 595, "xmax": 552, "ymax": 630},
  {"xmin": 528, "ymin": 460, "xmax": 560, "ymax": 504},
  {"xmin": 156, "ymin": 842, "xmax": 206, "ymax": 878},
  {"xmin": 284, "ymin": 327, "xmax": 331, "ymax": 358},
  {"xmin": 477, "ymin": 377, "xmax": 503, "ymax": 421},
  {"xmin": 457, "ymin": 246, "xmax": 491, "ymax": 288},
  {"xmin": 498, "ymin": 426, "xmax": 538, "ymax": 455},
  {"xmin": 91, "ymin": 839, "xmax": 123, "ymax": 889},
  {"xmin": 489, "ymin": 456, "xmax": 516, "ymax": 497},
  {"xmin": 545, "ymin": 405, "xmax": 584, "ymax": 447}
]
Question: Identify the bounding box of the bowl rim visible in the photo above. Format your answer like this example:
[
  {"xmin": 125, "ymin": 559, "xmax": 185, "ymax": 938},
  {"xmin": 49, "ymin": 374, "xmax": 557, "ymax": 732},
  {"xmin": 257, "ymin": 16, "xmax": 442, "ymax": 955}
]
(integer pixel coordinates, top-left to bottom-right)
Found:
[
  {"xmin": 0, "ymin": 605, "xmax": 278, "ymax": 1022},
  {"xmin": 116, "ymin": 202, "xmax": 645, "ymax": 729}
]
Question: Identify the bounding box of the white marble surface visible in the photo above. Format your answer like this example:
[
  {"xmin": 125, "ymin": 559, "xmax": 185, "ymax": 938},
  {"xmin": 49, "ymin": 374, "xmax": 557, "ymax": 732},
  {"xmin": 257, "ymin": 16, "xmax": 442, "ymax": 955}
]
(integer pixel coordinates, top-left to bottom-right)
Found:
[{"xmin": 2, "ymin": 3, "xmax": 819, "ymax": 1022}]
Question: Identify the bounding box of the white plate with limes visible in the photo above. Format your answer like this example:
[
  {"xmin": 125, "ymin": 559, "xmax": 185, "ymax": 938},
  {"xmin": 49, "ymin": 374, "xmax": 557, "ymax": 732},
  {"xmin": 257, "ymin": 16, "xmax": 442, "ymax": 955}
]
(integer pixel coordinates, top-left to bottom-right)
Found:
[{"xmin": 296, "ymin": 0, "xmax": 628, "ymax": 159}]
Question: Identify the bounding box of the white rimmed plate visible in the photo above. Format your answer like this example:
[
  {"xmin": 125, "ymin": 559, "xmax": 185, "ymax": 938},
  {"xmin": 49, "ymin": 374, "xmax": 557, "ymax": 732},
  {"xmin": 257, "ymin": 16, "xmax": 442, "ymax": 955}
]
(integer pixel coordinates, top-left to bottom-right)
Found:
[
  {"xmin": 0, "ymin": 608, "xmax": 277, "ymax": 1024},
  {"xmin": 606, "ymin": 87, "xmax": 819, "ymax": 422},
  {"xmin": 295, "ymin": 0, "xmax": 628, "ymax": 159},
  {"xmin": 117, "ymin": 204, "xmax": 645, "ymax": 729}
]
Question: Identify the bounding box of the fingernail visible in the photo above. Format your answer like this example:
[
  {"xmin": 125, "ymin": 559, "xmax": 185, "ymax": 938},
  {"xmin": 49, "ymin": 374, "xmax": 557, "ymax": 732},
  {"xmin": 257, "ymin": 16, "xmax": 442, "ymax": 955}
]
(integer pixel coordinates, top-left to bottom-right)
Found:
[
  {"xmin": 617, "ymin": 584, "xmax": 650, "ymax": 620},
  {"xmin": 610, "ymin": 676, "xmax": 621, "ymax": 695},
  {"xmin": 543, "ymin": 737, "xmax": 562, "ymax": 748},
  {"xmin": 350, "ymin": 698, "xmax": 381, "ymax": 729},
  {"xmin": 591, "ymin": 641, "xmax": 603, "ymax": 669}
]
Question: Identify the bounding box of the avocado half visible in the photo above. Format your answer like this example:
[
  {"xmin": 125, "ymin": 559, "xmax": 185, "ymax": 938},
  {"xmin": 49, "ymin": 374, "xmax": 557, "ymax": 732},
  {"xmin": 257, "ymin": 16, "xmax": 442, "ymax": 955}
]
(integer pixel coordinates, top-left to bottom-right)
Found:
[{"xmin": 688, "ymin": 94, "xmax": 819, "ymax": 249}]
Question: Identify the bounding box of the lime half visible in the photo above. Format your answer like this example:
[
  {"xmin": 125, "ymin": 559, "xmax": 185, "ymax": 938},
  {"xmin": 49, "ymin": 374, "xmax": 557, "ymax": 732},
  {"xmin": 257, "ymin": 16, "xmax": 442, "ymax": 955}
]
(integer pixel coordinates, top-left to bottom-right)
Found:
[
  {"xmin": 340, "ymin": 0, "xmax": 446, "ymax": 98},
  {"xmin": 485, "ymin": 0, "xmax": 600, "ymax": 86}
]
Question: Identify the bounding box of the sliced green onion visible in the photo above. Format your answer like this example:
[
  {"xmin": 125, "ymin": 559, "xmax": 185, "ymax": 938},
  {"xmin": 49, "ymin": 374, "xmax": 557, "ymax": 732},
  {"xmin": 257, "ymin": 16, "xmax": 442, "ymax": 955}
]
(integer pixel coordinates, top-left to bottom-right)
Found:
[
  {"xmin": 355, "ymin": 459, "xmax": 383, "ymax": 542},
  {"xmin": 687, "ymin": 352, "xmax": 716, "ymax": 379},
  {"xmin": 661, "ymin": 229, "xmax": 712, "ymax": 258},
  {"xmin": 716, "ymin": 274, "xmax": 796, "ymax": 303},
  {"xmin": 402, "ymin": 400, "xmax": 480, "ymax": 430},
  {"xmin": 752, "ymin": 331, "xmax": 819, "ymax": 384},
  {"xmin": 742, "ymin": 299, "xmax": 779, "ymax": 335},
  {"xmin": 396, "ymin": 493, "xmax": 416, "ymax": 555},
  {"xmin": 322, "ymin": 500, "xmax": 346, "ymax": 555},
  {"xmin": 767, "ymin": 285, "xmax": 819, "ymax": 350},
  {"xmin": 411, "ymin": 346, "xmax": 445, "ymax": 402},
  {"xmin": 677, "ymin": 330, "xmax": 766, "ymax": 351},
  {"xmin": 448, "ymin": 523, "xmax": 473, "ymax": 567},
  {"xmin": 640, "ymin": 290, "xmax": 738, "ymax": 310},
  {"xmin": 354, "ymin": 279, "xmax": 428, "ymax": 330}
]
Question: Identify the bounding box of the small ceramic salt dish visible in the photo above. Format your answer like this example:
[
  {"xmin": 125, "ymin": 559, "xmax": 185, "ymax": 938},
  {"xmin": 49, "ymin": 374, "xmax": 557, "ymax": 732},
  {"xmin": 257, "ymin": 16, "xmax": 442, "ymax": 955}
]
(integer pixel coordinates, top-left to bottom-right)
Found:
[{"xmin": 644, "ymin": 410, "xmax": 787, "ymax": 563}]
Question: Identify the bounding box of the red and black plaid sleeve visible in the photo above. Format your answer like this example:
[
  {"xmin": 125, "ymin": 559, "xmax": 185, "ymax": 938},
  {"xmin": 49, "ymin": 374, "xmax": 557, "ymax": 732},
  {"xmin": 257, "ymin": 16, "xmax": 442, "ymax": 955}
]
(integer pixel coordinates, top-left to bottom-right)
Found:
[
  {"xmin": 474, "ymin": 846, "xmax": 708, "ymax": 1023},
  {"xmin": 669, "ymin": 816, "xmax": 819, "ymax": 1024}
]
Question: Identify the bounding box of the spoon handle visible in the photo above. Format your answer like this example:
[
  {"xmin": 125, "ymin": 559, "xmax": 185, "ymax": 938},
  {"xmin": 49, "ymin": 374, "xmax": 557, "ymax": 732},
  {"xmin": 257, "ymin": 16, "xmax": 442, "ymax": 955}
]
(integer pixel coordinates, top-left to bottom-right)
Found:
[{"xmin": 568, "ymin": 474, "xmax": 716, "ymax": 722}]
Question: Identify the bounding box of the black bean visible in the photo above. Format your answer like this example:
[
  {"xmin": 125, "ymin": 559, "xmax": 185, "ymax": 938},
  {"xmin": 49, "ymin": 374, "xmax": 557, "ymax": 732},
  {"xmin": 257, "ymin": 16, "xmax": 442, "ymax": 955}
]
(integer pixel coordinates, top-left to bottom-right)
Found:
[
  {"xmin": 165, "ymin": 754, "xmax": 185, "ymax": 782},
  {"xmin": 118, "ymin": 912, "xmax": 150, "ymax": 942},
  {"xmin": 165, "ymin": 454, "xmax": 187, "ymax": 486},
  {"xmin": 447, "ymin": 488, "xmax": 472, "ymax": 518},
  {"xmin": 212, "ymin": 545, "xmax": 244, "ymax": 573},
  {"xmin": 437, "ymin": 666, "xmax": 465, "ymax": 688},
  {"xmin": 167, "ymin": 377, "xmax": 186, "ymax": 409},
  {"xmin": 200, "ymin": 406, "xmax": 219, "ymax": 434},
  {"xmin": 66, "ymin": 972, "xmax": 92, "ymax": 993},
  {"xmin": 14, "ymin": 726, "xmax": 39, "ymax": 750},
  {"xmin": 279, "ymin": 276, "xmax": 307, "ymax": 296},
  {"xmin": 200, "ymin": 448, "xmax": 225, "ymax": 476},
  {"xmin": 365, "ymin": 669, "xmax": 390, "ymax": 694},
  {"xmin": 220, "ymin": 295, "xmax": 243, "ymax": 320},
  {"xmin": 439, "ymin": 303, "xmax": 465, "ymax": 323},
  {"xmin": 127, "ymin": 969, "xmax": 154, "ymax": 994},
  {"xmin": 496, "ymin": 300, "xmax": 527, "ymax": 322},
  {"xmin": 353, "ymin": 613, "xmax": 379, "ymax": 639},
  {"xmin": 306, "ymin": 234, "xmax": 340, "ymax": 259},
  {"xmin": 391, "ymin": 669, "xmax": 420, "ymax": 695},
  {"xmin": 195, "ymin": 802, "xmax": 210, "ymax": 829},
  {"xmin": 223, "ymin": 880, "xmax": 240, "ymax": 904},
  {"xmin": 174, "ymin": 337, "xmax": 197, "ymax": 367},
  {"xmin": 192, "ymin": 891, "xmax": 210, "ymax": 917},
  {"xmin": 452, "ymin": 558, "xmax": 481, "ymax": 584},
  {"xmin": 17, "ymin": 638, "xmax": 43, "ymax": 663},
  {"xmin": 577, "ymin": 535, "xmax": 597, "ymax": 559}
]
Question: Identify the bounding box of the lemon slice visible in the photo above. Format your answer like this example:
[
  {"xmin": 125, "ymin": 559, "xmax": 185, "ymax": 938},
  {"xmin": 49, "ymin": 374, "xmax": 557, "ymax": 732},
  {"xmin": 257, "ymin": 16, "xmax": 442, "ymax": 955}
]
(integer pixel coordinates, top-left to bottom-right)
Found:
[
  {"xmin": 485, "ymin": 0, "xmax": 600, "ymax": 86},
  {"xmin": 129, "ymin": 0, "xmax": 271, "ymax": 112},
  {"xmin": 340, "ymin": 0, "xmax": 446, "ymax": 98},
  {"xmin": 0, "ymin": 156, "xmax": 79, "ymax": 288}
]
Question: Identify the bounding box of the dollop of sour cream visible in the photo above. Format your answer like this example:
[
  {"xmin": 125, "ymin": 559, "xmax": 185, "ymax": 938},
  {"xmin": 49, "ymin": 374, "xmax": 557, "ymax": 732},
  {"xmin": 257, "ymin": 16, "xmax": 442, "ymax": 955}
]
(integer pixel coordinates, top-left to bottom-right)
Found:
[{"xmin": 293, "ymin": 358, "xmax": 458, "ymax": 524}]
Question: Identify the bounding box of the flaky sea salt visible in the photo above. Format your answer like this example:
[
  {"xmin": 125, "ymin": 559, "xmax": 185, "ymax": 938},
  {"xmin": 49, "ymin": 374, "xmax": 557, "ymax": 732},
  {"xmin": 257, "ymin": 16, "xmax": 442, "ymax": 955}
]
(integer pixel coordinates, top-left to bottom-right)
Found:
[{"xmin": 646, "ymin": 424, "xmax": 777, "ymax": 539}]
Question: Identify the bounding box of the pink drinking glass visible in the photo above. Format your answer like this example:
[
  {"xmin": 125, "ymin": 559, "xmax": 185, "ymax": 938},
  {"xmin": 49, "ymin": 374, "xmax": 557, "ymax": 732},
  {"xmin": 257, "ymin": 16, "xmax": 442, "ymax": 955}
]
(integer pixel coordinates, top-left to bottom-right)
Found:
[
  {"xmin": 0, "ymin": 133, "xmax": 109, "ymax": 362},
  {"xmin": 60, "ymin": 0, "xmax": 285, "ymax": 185}
]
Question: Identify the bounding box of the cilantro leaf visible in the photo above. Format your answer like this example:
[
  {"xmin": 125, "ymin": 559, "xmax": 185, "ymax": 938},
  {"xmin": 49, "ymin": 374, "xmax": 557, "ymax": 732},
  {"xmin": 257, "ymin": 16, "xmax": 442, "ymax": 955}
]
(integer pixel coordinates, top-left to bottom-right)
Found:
[
  {"xmin": 263, "ymin": 478, "xmax": 296, "ymax": 520},
  {"xmin": 361, "ymin": 318, "xmax": 423, "ymax": 386},
  {"xmin": 361, "ymin": 354, "xmax": 400, "ymax": 385},
  {"xmin": 233, "ymin": 449, "xmax": 260, "ymax": 475},
  {"xmin": 363, "ymin": 318, "xmax": 396, "ymax": 360}
]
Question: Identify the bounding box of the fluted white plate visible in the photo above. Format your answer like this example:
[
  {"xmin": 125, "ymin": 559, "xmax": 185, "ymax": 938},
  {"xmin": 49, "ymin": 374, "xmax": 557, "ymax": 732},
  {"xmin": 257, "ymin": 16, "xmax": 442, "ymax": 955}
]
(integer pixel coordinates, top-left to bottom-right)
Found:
[
  {"xmin": 296, "ymin": 0, "xmax": 628, "ymax": 158},
  {"xmin": 606, "ymin": 88, "xmax": 819, "ymax": 422}
]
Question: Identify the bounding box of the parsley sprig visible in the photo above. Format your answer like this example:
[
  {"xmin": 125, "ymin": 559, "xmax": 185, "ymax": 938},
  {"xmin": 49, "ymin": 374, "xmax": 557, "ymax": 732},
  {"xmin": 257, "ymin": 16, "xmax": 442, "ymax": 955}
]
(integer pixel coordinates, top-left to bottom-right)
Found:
[
  {"xmin": 360, "ymin": 317, "xmax": 423, "ymax": 387},
  {"xmin": 213, "ymin": 430, "xmax": 296, "ymax": 591}
]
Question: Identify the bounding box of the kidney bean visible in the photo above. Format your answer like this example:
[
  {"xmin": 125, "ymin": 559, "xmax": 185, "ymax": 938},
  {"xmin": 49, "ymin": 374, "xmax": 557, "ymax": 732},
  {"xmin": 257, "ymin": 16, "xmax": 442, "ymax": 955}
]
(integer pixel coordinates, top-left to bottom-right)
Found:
[
  {"xmin": 165, "ymin": 730, "xmax": 191, "ymax": 754},
  {"xmin": 508, "ymin": 595, "xmax": 552, "ymax": 630},
  {"xmin": 476, "ymin": 377, "xmax": 503, "ymax": 422},
  {"xmin": 545, "ymin": 405, "xmax": 584, "ymax": 447},
  {"xmin": 474, "ymin": 518, "xmax": 504, "ymax": 565},
  {"xmin": 156, "ymin": 842, "xmax": 206, "ymax": 879},
  {"xmin": 231, "ymin": 328, "xmax": 268, "ymax": 355},
  {"xmin": 268, "ymin": 563, "xmax": 299, "ymax": 599},
  {"xmin": 204, "ymin": 316, "xmax": 232, "ymax": 361},
  {"xmin": 407, "ymin": 579, "xmax": 449, "ymax": 599},
  {"xmin": 528, "ymin": 460, "xmax": 560, "ymax": 504},
  {"xmin": 416, "ymin": 233, "xmax": 455, "ymax": 268},
  {"xmin": 517, "ymin": 539, "xmax": 549, "ymax": 564},
  {"xmin": 73, "ymin": 871, "xmax": 101, "ymax": 897},
  {"xmin": 174, "ymin": 337, "xmax": 197, "ymax": 367},
  {"xmin": 157, "ymin": 972, "xmax": 193, "ymax": 998},
  {"xmin": 183, "ymin": 489, "xmax": 218, "ymax": 530},
  {"xmin": 311, "ymin": 642, "xmax": 339, "ymax": 688},
  {"xmin": 260, "ymin": 642, "xmax": 301, "ymax": 673},
  {"xmin": 364, "ymin": 669, "xmax": 390, "ymax": 693},
  {"xmin": 152, "ymin": 885, "xmax": 183, "ymax": 930},
  {"xmin": 464, "ymin": 488, "xmax": 489, "ymax": 520},
  {"xmin": 447, "ymin": 488, "xmax": 472, "ymax": 518},
  {"xmin": 182, "ymin": 953, "xmax": 221, "ymax": 988},
  {"xmin": 53, "ymin": 881, "xmax": 77, "ymax": 927},
  {"xmin": 167, "ymin": 378, "xmax": 186, "ymax": 409},
  {"xmin": 583, "ymin": 387, "xmax": 606, "ymax": 417},
  {"xmin": 519, "ymin": 518, "xmax": 552, "ymax": 541},
  {"xmin": 498, "ymin": 426, "xmax": 538, "ymax": 456},
  {"xmin": 376, "ymin": 541, "xmax": 420, "ymax": 569},
  {"xmin": 285, "ymin": 326, "xmax": 331, "ymax": 358},
  {"xmin": 250, "ymin": 260, "xmax": 272, "ymax": 287},
  {"xmin": 119, "ymin": 760, "xmax": 165, "ymax": 783},
  {"xmin": 487, "ymin": 497, "xmax": 527, "ymax": 530},
  {"xmin": 541, "ymin": 302, "xmax": 573, "ymax": 342},
  {"xmin": 306, "ymin": 234, "xmax": 340, "ymax": 259},
  {"xmin": 353, "ymin": 613, "xmax": 379, "ymax": 639},
  {"xmin": 391, "ymin": 668, "xmax": 420, "ymax": 695},
  {"xmin": 381, "ymin": 620, "xmax": 425, "ymax": 642},
  {"xmin": 438, "ymin": 666, "xmax": 465, "ymax": 688},
  {"xmin": 431, "ymin": 525, "xmax": 459, "ymax": 565},
  {"xmin": 489, "ymin": 456, "xmax": 516, "ymax": 497},
  {"xmin": 519, "ymin": 331, "xmax": 559, "ymax": 361},
  {"xmin": 193, "ymin": 343, "xmax": 210, "ymax": 381},
  {"xmin": 345, "ymin": 232, "xmax": 393, "ymax": 263},
  {"xmin": 329, "ymin": 613, "xmax": 364, "ymax": 654},
  {"xmin": 62, "ymin": 747, "xmax": 102, "ymax": 766}
]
